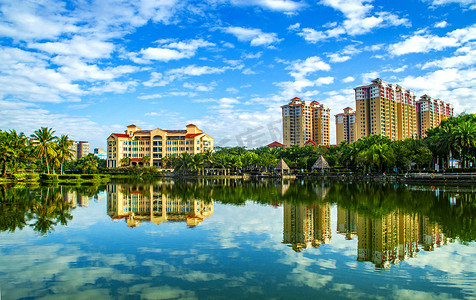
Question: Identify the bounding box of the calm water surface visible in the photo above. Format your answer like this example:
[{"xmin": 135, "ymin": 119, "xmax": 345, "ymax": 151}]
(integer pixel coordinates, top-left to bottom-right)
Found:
[{"xmin": 0, "ymin": 180, "xmax": 475, "ymax": 299}]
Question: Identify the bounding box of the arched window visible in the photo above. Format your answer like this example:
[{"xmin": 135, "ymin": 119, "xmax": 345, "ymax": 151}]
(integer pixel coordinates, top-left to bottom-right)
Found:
[{"xmin": 153, "ymin": 135, "xmax": 162, "ymax": 140}]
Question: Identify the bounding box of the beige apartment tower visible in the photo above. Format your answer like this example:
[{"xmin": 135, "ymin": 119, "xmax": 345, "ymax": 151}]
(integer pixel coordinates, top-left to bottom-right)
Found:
[
  {"xmin": 416, "ymin": 95, "xmax": 454, "ymax": 138},
  {"xmin": 354, "ymin": 78, "xmax": 417, "ymax": 141},
  {"xmin": 281, "ymin": 97, "xmax": 330, "ymax": 147},
  {"xmin": 335, "ymin": 107, "xmax": 356, "ymax": 144},
  {"xmin": 107, "ymin": 124, "xmax": 213, "ymax": 168}
]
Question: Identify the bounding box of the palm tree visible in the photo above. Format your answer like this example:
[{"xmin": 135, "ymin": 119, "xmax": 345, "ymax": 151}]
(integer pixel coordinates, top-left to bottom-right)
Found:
[
  {"xmin": 56, "ymin": 135, "xmax": 75, "ymax": 175},
  {"xmin": 31, "ymin": 127, "xmax": 57, "ymax": 174},
  {"xmin": 141, "ymin": 155, "xmax": 151, "ymax": 167},
  {"xmin": 0, "ymin": 130, "xmax": 31, "ymax": 177},
  {"xmin": 120, "ymin": 156, "xmax": 131, "ymax": 167}
]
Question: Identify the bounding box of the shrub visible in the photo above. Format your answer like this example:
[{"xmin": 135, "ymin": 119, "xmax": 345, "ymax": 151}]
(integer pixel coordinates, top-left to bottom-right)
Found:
[
  {"xmin": 58, "ymin": 174, "xmax": 81, "ymax": 180},
  {"xmin": 39, "ymin": 174, "xmax": 59, "ymax": 181},
  {"xmin": 80, "ymin": 174, "xmax": 100, "ymax": 180}
]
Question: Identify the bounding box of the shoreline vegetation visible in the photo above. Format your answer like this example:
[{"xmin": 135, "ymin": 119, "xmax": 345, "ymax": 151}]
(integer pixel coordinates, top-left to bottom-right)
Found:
[{"xmin": 1, "ymin": 114, "xmax": 475, "ymax": 185}]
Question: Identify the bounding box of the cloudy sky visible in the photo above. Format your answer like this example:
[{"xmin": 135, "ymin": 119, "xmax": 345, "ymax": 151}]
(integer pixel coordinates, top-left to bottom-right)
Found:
[{"xmin": 0, "ymin": 0, "xmax": 475, "ymax": 149}]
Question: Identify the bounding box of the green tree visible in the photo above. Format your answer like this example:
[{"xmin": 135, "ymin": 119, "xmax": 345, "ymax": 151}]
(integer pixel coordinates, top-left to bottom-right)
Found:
[
  {"xmin": 77, "ymin": 154, "xmax": 98, "ymax": 174},
  {"xmin": 56, "ymin": 135, "xmax": 75, "ymax": 175},
  {"xmin": 31, "ymin": 127, "xmax": 57, "ymax": 174}
]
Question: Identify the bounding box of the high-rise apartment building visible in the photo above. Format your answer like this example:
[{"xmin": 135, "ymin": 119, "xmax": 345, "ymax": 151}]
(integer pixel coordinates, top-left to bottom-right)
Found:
[
  {"xmin": 281, "ymin": 97, "xmax": 330, "ymax": 147},
  {"xmin": 416, "ymin": 95, "xmax": 453, "ymax": 138},
  {"xmin": 77, "ymin": 141, "xmax": 89, "ymax": 159},
  {"xmin": 354, "ymin": 78, "xmax": 417, "ymax": 141},
  {"xmin": 335, "ymin": 107, "xmax": 356, "ymax": 144},
  {"xmin": 107, "ymin": 124, "xmax": 213, "ymax": 168}
]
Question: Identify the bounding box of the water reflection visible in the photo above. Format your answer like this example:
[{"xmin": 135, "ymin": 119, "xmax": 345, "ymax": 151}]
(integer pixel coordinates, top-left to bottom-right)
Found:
[
  {"xmin": 0, "ymin": 185, "xmax": 100, "ymax": 235},
  {"xmin": 0, "ymin": 180, "xmax": 474, "ymax": 299},
  {"xmin": 106, "ymin": 183, "xmax": 214, "ymax": 228}
]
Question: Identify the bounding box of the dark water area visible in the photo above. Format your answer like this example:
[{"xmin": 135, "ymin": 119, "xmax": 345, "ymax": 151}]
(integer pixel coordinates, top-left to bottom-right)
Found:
[{"xmin": 0, "ymin": 179, "xmax": 475, "ymax": 299}]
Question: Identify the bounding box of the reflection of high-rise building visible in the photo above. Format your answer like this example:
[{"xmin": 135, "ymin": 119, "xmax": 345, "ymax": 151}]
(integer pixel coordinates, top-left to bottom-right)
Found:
[
  {"xmin": 63, "ymin": 191, "xmax": 89, "ymax": 207},
  {"xmin": 356, "ymin": 211, "xmax": 420, "ymax": 268},
  {"xmin": 419, "ymin": 216, "xmax": 448, "ymax": 251},
  {"xmin": 337, "ymin": 207, "xmax": 357, "ymax": 240},
  {"xmin": 106, "ymin": 184, "xmax": 214, "ymax": 228},
  {"xmin": 283, "ymin": 203, "xmax": 331, "ymax": 252}
]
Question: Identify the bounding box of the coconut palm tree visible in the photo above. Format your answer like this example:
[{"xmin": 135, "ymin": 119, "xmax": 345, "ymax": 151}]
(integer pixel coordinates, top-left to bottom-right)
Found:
[
  {"xmin": 120, "ymin": 156, "xmax": 131, "ymax": 167},
  {"xmin": 141, "ymin": 155, "xmax": 151, "ymax": 167},
  {"xmin": 31, "ymin": 127, "xmax": 57, "ymax": 174},
  {"xmin": 56, "ymin": 135, "xmax": 75, "ymax": 175}
]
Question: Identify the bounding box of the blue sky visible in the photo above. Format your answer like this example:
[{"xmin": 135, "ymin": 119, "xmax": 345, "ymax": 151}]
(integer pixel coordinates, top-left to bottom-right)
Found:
[{"xmin": 0, "ymin": 0, "xmax": 475, "ymax": 149}]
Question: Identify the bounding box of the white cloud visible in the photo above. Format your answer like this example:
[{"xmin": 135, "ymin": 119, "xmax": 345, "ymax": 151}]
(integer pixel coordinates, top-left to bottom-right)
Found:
[
  {"xmin": 223, "ymin": 26, "xmax": 282, "ymax": 47},
  {"xmin": 183, "ymin": 82, "xmax": 216, "ymax": 92},
  {"xmin": 401, "ymin": 67, "xmax": 476, "ymax": 113},
  {"xmin": 295, "ymin": 0, "xmax": 410, "ymax": 42},
  {"xmin": 29, "ymin": 36, "xmax": 115, "ymax": 59},
  {"xmin": 422, "ymin": 44, "xmax": 476, "ymax": 69},
  {"xmin": 342, "ymin": 76, "xmax": 355, "ymax": 83},
  {"xmin": 219, "ymin": 0, "xmax": 304, "ymax": 12},
  {"xmin": 144, "ymin": 64, "xmax": 236, "ymax": 87},
  {"xmin": 0, "ymin": 0, "xmax": 79, "ymax": 41},
  {"xmin": 388, "ymin": 24, "xmax": 476, "ymax": 55},
  {"xmin": 132, "ymin": 39, "xmax": 215, "ymax": 63},
  {"xmin": 316, "ymin": 76, "xmax": 335, "ymax": 85},
  {"xmin": 388, "ymin": 34, "xmax": 459, "ymax": 55},
  {"xmin": 286, "ymin": 56, "xmax": 331, "ymax": 80},
  {"xmin": 328, "ymin": 53, "xmax": 351, "ymax": 63},
  {"xmin": 425, "ymin": 0, "xmax": 476, "ymax": 9},
  {"xmin": 435, "ymin": 21, "xmax": 449, "ymax": 28}
]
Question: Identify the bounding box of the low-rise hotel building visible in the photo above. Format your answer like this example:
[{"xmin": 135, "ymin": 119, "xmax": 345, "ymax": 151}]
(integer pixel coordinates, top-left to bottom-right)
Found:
[
  {"xmin": 107, "ymin": 124, "xmax": 213, "ymax": 168},
  {"xmin": 416, "ymin": 95, "xmax": 454, "ymax": 138}
]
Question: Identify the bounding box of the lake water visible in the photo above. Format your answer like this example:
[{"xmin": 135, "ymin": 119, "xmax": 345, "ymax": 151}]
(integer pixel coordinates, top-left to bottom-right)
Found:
[{"xmin": 0, "ymin": 179, "xmax": 475, "ymax": 299}]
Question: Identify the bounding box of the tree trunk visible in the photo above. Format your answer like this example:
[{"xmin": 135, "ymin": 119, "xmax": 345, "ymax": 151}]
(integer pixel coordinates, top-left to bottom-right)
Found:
[
  {"xmin": 46, "ymin": 157, "xmax": 50, "ymax": 174},
  {"xmin": 1, "ymin": 160, "xmax": 7, "ymax": 177}
]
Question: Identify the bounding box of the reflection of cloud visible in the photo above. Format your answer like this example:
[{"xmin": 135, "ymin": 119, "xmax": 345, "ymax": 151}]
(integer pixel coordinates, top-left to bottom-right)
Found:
[
  {"xmin": 128, "ymin": 284, "xmax": 197, "ymax": 300},
  {"xmin": 287, "ymin": 266, "xmax": 333, "ymax": 289},
  {"xmin": 393, "ymin": 289, "xmax": 454, "ymax": 300}
]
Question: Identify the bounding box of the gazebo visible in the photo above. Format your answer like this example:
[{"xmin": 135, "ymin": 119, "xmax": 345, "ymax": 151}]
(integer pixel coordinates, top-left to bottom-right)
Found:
[
  {"xmin": 312, "ymin": 156, "xmax": 330, "ymax": 173},
  {"xmin": 276, "ymin": 159, "xmax": 290, "ymax": 175}
]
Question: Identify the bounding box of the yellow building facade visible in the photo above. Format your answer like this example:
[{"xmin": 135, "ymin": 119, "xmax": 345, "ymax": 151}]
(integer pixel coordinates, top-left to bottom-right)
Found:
[
  {"xmin": 281, "ymin": 97, "xmax": 330, "ymax": 147},
  {"xmin": 107, "ymin": 124, "xmax": 213, "ymax": 168},
  {"xmin": 416, "ymin": 95, "xmax": 454, "ymax": 138},
  {"xmin": 354, "ymin": 78, "xmax": 417, "ymax": 141},
  {"xmin": 106, "ymin": 183, "xmax": 214, "ymax": 228},
  {"xmin": 335, "ymin": 107, "xmax": 356, "ymax": 144}
]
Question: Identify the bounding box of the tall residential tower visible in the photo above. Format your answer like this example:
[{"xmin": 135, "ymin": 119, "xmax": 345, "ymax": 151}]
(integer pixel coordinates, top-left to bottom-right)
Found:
[
  {"xmin": 354, "ymin": 78, "xmax": 417, "ymax": 141},
  {"xmin": 335, "ymin": 107, "xmax": 356, "ymax": 144},
  {"xmin": 281, "ymin": 97, "xmax": 330, "ymax": 147},
  {"xmin": 416, "ymin": 95, "xmax": 454, "ymax": 138}
]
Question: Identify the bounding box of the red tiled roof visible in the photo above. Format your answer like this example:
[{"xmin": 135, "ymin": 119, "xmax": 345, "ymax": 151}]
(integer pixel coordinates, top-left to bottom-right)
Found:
[
  {"xmin": 344, "ymin": 107, "xmax": 353, "ymax": 110},
  {"xmin": 186, "ymin": 124, "xmax": 196, "ymax": 127},
  {"xmin": 127, "ymin": 124, "xmax": 137, "ymax": 127},
  {"xmin": 304, "ymin": 140, "xmax": 318, "ymax": 146},
  {"xmin": 112, "ymin": 133, "xmax": 129, "ymax": 137},
  {"xmin": 267, "ymin": 141, "xmax": 285, "ymax": 148},
  {"xmin": 291, "ymin": 97, "xmax": 301, "ymax": 101},
  {"xmin": 131, "ymin": 158, "xmax": 142, "ymax": 161},
  {"xmin": 186, "ymin": 133, "xmax": 203, "ymax": 138}
]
